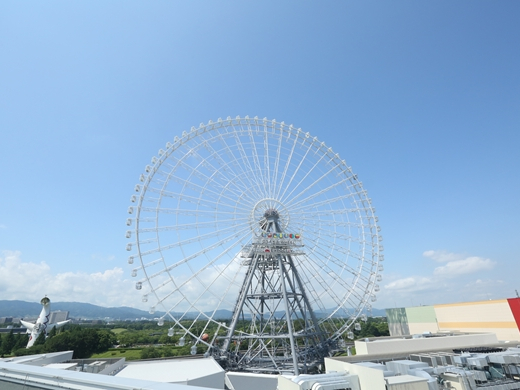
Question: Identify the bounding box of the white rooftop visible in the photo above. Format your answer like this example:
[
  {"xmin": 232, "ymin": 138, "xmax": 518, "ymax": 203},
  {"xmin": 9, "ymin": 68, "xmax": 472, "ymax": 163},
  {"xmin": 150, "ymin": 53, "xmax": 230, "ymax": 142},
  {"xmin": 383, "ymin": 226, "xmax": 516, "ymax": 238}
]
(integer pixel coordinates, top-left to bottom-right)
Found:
[
  {"xmin": 116, "ymin": 357, "xmax": 225, "ymax": 387},
  {"xmin": 44, "ymin": 362, "xmax": 78, "ymax": 370}
]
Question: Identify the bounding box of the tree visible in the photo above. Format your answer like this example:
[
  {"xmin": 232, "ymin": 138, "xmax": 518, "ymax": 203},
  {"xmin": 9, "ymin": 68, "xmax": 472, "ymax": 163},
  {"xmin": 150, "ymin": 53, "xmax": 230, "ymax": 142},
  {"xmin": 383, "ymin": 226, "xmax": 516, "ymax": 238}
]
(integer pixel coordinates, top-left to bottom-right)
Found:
[
  {"xmin": 13, "ymin": 333, "xmax": 29, "ymax": 350},
  {"xmin": 33, "ymin": 332, "xmax": 46, "ymax": 346},
  {"xmin": 44, "ymin": 331, "xmax": 72, "ymax": 353},
  {"xmin": 140, "ymin": 346, "xmax": 160, "ymax": 359},
  {"xmin": 47, "ymin": 326, "xmax": 58, "ymax": 339},
  {"xmin": 96, "ymin": 330, "xmax": 116, "ymax": 353},
  {"xmin": 1, "ymin": 330, "xmax": 15, "ymax": 355},
  {"xmin": 43, "ymin": 326, "xmax": 116, "ymax": 358}
]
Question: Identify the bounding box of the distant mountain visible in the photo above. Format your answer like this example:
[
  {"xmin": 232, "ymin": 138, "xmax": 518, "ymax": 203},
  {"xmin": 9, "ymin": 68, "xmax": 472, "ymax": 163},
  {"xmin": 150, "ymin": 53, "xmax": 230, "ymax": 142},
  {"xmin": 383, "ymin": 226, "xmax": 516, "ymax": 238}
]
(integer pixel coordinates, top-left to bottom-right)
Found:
[
  {"xmin": 0, "ymin": 300, "xmax": 161, "ymax": 320},
  {"xmin": 0, "ymin": 300, "xmax": 386, "ymax": 321},
  {"xmin": 0, "ymin": 300, "xmax": 40, "ymax": 319}
]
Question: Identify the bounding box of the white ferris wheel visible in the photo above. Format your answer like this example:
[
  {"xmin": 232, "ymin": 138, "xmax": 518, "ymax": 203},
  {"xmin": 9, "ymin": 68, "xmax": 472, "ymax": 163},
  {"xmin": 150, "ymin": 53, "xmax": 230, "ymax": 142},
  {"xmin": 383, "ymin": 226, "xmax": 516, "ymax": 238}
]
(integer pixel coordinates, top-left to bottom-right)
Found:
[{"xmin": 126, "ymin": 116, "xmax": 383, "ymax": 374}]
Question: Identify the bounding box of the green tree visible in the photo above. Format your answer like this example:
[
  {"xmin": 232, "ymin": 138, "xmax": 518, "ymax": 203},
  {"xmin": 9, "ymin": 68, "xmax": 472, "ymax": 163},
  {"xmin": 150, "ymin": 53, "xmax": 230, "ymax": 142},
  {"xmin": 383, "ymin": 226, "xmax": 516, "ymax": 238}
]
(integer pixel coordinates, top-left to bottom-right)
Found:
[
  {"xmin": 96, "ymin": 330, "xmax": 116, "ymax": 352},
  {"xmin": 1, "ymin": 330, "xmax": 15, "ymax": 355},
  {"xmin": 43, "ymin": 326, "xmax": 116, "ymax": 358},
  {"xmin": 13, "ymin": 347, "xmax": 38, "ymax": 356},
  {"xmin": 140, "ymin": 346, "xmax": 160, "ymax": 359},
  {"xmin": 33, "ymin": 332, "xmax": 46, "ymax": 346},
  {"xmin": 13, "ymin": 333, "xmax": 29, "ymax": 350},
  {"xmin": 44, "ymin": 331, "xmax": 72, "ymax": 353},
  {"xmin": 47, "ymin": 326, "xmax": 58, "ymax": 338}
]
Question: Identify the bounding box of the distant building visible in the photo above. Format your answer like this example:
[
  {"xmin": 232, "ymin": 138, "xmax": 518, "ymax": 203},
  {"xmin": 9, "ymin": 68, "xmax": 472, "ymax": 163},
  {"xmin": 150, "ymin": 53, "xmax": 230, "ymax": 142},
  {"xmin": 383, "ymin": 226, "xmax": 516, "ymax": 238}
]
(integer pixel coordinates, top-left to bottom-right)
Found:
[
  {"xmin": 0, "ymin": 317, "xmax": 13, "ymax": 324},
  {"xmin": 49, "ymin": 311, "xmax": 69, "ymax": 324},
  {"xmin": 386, "ymin": 297, "xmax": 520, "ymax": 341}
]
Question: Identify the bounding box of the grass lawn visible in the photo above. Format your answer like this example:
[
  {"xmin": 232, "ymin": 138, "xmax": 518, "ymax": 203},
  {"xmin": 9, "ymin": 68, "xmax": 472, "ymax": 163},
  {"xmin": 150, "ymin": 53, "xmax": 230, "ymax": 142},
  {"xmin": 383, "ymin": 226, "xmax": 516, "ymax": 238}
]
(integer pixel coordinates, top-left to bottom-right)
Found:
[
  {"xmin": 91, "ymin": 348, "xmax": 142, "ymax": 360},
  {"xmin": 110, "ymin": 328, "xmax": 128, "ymax": 334}
]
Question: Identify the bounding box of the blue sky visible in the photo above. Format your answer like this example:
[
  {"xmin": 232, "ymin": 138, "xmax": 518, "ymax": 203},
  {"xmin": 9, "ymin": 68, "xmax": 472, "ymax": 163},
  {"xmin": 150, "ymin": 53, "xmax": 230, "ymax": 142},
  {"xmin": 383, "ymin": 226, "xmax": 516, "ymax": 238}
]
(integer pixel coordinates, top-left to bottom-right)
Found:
[{"xmin": 1, "ymin": 1, "xmax": 519, "ymax": 310}]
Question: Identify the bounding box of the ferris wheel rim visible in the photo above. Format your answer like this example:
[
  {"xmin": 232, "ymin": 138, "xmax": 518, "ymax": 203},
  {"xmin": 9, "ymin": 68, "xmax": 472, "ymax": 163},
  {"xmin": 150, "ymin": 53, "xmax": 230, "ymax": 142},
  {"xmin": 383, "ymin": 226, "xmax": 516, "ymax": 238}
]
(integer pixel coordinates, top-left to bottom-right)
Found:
[{"xmin": 127, "ymin": 116, "xmax": 383, "ymax": 348}]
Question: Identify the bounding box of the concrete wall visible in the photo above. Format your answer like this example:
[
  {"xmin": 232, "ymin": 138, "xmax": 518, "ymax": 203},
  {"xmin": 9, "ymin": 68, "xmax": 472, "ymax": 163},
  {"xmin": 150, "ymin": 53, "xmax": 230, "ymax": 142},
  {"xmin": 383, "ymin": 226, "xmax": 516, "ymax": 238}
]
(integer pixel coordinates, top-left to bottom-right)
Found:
[
  {"xmin": 386, "ymin": 375, "xmax": 429, "ymax": 390},
  {"xmin": 277, "ymin": 375, "xmax": 302, "ymax": 390},
  {"xmin": 226, "ymin": 372, "xmax": 278, "ymax": 390},
  {"xmin": 188, "ymin": 372, "xmax": 225, "ymax": 389},
  {"xmin": 324, "ymin": 358, "xmax": 385, "ymax": 390},
  {"xmin": 354, "ymin": 333, "xmax": 498, "ymax": 355}
]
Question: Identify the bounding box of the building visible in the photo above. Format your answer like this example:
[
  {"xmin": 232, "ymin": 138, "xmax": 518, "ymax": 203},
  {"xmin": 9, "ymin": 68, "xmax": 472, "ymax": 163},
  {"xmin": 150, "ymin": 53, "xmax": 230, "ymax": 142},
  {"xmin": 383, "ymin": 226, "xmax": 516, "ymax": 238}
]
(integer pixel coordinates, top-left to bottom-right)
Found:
[
  {"xmin": 0, "ymin": 317, "xmax": 13, "ymax": 324},
  {"xmin": 49, "ymin": 311, "xmax": 69, "ymax": 324},
  {"xmin": 386, "ymin": 297, "xmax": 520, "ymax": 341}
]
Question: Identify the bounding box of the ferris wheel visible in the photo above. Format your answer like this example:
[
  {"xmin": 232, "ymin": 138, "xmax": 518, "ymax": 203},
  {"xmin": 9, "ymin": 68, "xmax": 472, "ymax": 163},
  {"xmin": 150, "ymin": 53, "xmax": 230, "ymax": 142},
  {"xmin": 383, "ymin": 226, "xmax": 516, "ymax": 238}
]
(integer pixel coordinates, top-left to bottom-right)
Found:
[{"xmin": 126, "ymin": 116, "xmax": 383, "ymax": 374}]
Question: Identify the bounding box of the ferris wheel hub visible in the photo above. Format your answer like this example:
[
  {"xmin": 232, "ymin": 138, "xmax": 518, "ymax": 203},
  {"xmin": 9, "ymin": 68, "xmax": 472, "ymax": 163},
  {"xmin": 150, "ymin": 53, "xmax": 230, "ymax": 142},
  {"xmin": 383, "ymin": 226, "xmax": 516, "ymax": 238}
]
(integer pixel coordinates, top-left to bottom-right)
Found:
[
  {"xmin": 250, "ymin": 198, "xmax": 290, "ymax": 235},
  {"xmin": 263, "ymin": 208, "xmax": 279, "ymax": 219}
]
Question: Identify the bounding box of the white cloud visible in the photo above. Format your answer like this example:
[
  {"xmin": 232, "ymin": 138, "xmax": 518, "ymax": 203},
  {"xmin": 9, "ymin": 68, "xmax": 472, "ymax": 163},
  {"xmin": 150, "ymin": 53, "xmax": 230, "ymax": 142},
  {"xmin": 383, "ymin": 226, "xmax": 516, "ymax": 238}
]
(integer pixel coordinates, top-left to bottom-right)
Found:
[
  {"xmin": 91, "ymin": 253, "xmax": 116, "ymax": 263},
  {"xmin": 423, "ymin": 250, "xmax": 463, "ymax": 263},
  {"xmin": 0, "ymin": 250, "xmax": 141, "ymax": 308},
  {"xmin": 433, "ymin": 256, "xmax": 496, "ymax": 277},
  {"xmin": 384, "ymin": 277, "xmax": 434, "ymax": 292},
  {"xmin": 375, "ymin": 250, "xmax": 503, "ymax": 309}
]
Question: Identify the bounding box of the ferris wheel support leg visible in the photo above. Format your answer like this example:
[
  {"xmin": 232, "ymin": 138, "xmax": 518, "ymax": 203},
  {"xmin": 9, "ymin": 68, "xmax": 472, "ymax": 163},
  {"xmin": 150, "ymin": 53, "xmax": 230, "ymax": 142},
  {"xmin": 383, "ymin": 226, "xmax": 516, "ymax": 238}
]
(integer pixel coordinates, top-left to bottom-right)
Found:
[
  {"xmin": 286, "ymin": 255, "xmax": 326, "ymax": 346},
  {"xmin": 221, "ymin": 255, "xmax": 260, "ymax": 353},
  {"xmin": 278, "ymin": 255, "xmax": 300, "ymax": 376}
]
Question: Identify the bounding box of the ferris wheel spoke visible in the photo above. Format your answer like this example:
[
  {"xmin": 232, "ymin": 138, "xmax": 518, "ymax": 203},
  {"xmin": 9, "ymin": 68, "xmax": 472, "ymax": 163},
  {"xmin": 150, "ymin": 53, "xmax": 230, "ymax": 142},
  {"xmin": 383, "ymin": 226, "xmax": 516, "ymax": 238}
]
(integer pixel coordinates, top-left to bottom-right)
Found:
[
  {"xmin": 291, "ymin": 195, "xmax": 363, "ymax": 215},
  {"xmin": 287, "ymin": 176, "xmax": 357, "ymax": 212},
  {"xmin": 271, "ymin": 125, "xmax": 285, "ymax": 200},
  {"xmin": 158, "ymin": 231, "xmax": 250, "ymax": 322},
  {"xmin": 137, "ymin": 257, "xmax": 164, "ymax": 270},
  {"xmin": 300, "ymin": 219, "xmax": 362, "ymax": 229},
  {"xmin": 162, "ymin": 154, "xmax": 244, "ymax": 200},
  {"xmin": 167, "ymin": 242, "xmax": 247, "ymax": 311},
  {"xmin": 139, "ymin": 217, "xmax": 247, "ymax": 233},
  {"xmin": 138, "ymin": 219, "xmax": 251, "ymax": 258},
  {"xmin": 179, "ymin": 133, "xmax": 255, "ymax": 198},
  {"xmin": 163, "ymin": 172, "xmax": 254, "ymax": 209},
  {"xmin": 279, "ymin": 147, "xmax": 330, "ymax": 205},
  {"xmin": 305, "ymin": 240, "xmax": 372, "ymax": 286},
  {"xmin": 295, "ymin": 261, "xmax": 349, "ymax": 336},
  {"xmin": 282, "ymin": 155, "xmax": 348, "ymax": 207},
  {"xmin": 263, "ymin": 122, "xmax": 273, "ymax": 198},
  {"xmin": 220, "ymin": 136, "xmax": 265, "ymax": 193},
  {"xmin": 293, "ymin": 258, "xmax": 336, "ymax": 313},
  {"xmin": 229, "ymin": 125, "xmax": 265, "ymax": 192},
  {"xmin": 299, "ymin": 252, "xmax": 359, "ymax": 303},
  {"xmin": 277, "ymin": 133, "xmax": 314, "ymax": 202},
  {"xmin": 274, "ymin": 127, "xmax": 300, "ymax": 200},
  {"xmin": 245, "ymin": 122, "xmax": 269, "ymax": 198},
  {"xmin": 140, "ymin": 206, "xmax": 239, "ymax": 218},
  {"xmin": 146, "ymin": 188, "xmax": 252, "ymax": 214},
  {"xmin": 154, "ymin": 166, "xmax": 244, "ymax": 210},
  {"xmin": 298, "ymin": 221, "xmax": 364, "ymax": 243}
]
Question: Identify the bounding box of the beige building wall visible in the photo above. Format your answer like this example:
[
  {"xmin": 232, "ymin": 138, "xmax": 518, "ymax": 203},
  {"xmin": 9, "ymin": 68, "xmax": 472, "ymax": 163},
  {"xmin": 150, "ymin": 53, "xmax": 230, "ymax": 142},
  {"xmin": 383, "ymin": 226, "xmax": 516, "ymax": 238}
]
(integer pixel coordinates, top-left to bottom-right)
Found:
[
  {"xmin": 407, "ymin": 322, "xmax": 439, "ymax": 335},
  {"xmin": 434, "ymin": 299, "xmax": 520, "ymax": 341}
]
